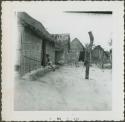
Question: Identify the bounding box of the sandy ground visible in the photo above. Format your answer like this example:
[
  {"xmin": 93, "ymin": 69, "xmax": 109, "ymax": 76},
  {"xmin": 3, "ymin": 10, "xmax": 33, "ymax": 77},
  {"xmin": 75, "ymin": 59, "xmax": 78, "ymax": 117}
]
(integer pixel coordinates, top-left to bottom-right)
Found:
[{"xmin": 14, "ymin": 64, "xmax": 112, "ymax": 111}]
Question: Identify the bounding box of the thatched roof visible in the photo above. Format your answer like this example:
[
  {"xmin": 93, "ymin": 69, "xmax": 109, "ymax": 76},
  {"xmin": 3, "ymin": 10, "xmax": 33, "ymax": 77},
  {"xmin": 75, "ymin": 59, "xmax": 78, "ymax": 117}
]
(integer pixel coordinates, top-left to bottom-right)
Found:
[
  {"xmin": 71, "ymin": 38, "xmax": 85, "ymax": 51},
  {"xmin": 52, "ymin": 34, "xmax": 70, "ymax": 51},
  {"xmin": 92, "ymin": 45, "xmax": 110, "ymax": 58},
  {"xmin": 93, "ymin": 45, "xmax": 104, "ymax": 51},
  {"xmin": 17, "ymin": 12, "xmax": 54, "ymax": 42}
]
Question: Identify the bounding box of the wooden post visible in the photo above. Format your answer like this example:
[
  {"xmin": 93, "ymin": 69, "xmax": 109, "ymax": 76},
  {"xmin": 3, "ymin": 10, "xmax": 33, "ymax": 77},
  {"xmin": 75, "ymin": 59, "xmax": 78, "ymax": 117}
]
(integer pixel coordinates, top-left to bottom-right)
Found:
[{"xmin": 85, "ymin": 31, "xmax": 94, "ymax": 79}]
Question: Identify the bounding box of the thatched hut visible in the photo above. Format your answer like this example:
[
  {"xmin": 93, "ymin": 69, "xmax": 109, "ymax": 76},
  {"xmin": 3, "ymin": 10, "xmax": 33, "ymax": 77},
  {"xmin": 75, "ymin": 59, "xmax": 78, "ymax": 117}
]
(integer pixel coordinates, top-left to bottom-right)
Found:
[
  {"xmin": 17, "ymin": 12, "xmax": 55, "ymax": 75},
  {"xmin": 52, "ymin": 34, "xmax": 70, "ymax": 64},
  {"xmin": 68, "ymin": 38, "xmax": 85, "ymax": 64},
  {"xmin": 92, "ymin": 45, "xmax": 110, "ymax": 68}
]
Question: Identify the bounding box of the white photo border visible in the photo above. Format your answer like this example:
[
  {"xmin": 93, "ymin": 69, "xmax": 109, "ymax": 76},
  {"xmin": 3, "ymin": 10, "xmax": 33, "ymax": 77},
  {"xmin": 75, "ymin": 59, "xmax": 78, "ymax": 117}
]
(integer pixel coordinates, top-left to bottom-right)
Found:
[{"xmin": 1, "ymin": 1, "xmax": 124, "ymax": 121}]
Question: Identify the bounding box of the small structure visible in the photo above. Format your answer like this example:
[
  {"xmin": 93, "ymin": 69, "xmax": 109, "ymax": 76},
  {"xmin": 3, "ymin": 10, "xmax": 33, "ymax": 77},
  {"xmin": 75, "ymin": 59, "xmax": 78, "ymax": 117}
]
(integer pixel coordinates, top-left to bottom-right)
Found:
[
  {"xmin": 109, "ymin": 49, "xmax": 112, "ymax": 64},
  {"xmin": 17, "ymin": 12, "xmax": 55, "ymax": 75},
  {"xmin": 92, "ymin": 45, "xmax": 110, "ymax": 68},
  {"xmin": 68, "ymin": 38, "xmax": 85, "ymax": 64},
  {"xmin": 52, "ymin": 34, "xmax": 70, "ymax": 64}
]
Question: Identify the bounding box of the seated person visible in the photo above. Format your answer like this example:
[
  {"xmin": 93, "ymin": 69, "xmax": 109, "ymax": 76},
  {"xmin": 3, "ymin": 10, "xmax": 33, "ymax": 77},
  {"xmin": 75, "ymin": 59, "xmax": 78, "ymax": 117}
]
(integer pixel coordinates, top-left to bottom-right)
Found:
[{"xmin": 46, "ymin": 54, "xmax": 55, "ymax": 71}]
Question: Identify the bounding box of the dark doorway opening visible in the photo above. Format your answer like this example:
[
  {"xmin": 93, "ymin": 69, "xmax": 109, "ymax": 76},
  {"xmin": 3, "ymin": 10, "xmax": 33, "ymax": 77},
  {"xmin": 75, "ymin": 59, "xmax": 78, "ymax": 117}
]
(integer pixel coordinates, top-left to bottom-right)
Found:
[
  {"xmin": 79, "ymin": 51, "xmax": 85, "ymax": 62},
  {"xmin": 55, "ymin": 50, "xmax": 63, "ymax": 64}
]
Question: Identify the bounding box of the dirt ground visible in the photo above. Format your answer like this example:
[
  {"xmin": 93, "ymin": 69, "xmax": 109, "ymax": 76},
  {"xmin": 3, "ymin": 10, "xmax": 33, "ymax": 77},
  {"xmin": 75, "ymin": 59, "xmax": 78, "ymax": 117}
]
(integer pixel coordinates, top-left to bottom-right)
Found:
[{"xmin": 14, "ymin": 64, "xmax": 112, "ymax": 111}]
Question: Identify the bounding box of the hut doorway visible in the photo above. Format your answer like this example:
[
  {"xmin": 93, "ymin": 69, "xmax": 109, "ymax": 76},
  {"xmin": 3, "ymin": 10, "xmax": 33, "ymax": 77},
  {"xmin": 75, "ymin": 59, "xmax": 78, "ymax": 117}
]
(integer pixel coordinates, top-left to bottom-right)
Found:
[
  {"xmin": 55, "ymin": 51, "xmax": 63, "ymax": 64},
  {"xmin": 79, "ymin": 51, "xmax": 85, "ymax": 62}
]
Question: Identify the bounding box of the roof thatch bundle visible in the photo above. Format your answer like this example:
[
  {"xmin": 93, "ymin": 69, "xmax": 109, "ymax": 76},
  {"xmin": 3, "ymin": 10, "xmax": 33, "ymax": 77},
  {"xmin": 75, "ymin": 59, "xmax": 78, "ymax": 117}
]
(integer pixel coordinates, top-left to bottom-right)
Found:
[
  {"xmin": 17, "ymin": 12, "xmax": 55, "ymax": 42},
  {"xmin": 52, "ymin": 34, "xmax": 70, "ymax": 51}
]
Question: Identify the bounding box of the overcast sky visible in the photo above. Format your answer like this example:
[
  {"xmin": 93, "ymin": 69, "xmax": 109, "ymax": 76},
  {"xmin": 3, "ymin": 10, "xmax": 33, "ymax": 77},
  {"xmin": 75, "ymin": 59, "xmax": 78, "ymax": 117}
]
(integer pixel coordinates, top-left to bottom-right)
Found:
[{"xmin": 26, "ymin": 11, "xmax": 112, "ymax": 51}]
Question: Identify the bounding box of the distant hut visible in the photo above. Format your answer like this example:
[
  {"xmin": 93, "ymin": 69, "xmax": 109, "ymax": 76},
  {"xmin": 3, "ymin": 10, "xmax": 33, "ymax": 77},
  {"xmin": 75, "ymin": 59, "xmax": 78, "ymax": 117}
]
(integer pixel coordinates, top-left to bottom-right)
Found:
[
  {"xmin": 92, "ymin": 45, "xmax": 109, "ymax": 68},
  {"xmin": 17, "ymin": 12, "xmax": 55, "ymax": 76},
  {"xmin": 69, "ymin": 38, "xmax": 85, "ymax": 65},
  {"xmin": 52, "ymin": 34, "xmax": 70, "ymax": 65}
]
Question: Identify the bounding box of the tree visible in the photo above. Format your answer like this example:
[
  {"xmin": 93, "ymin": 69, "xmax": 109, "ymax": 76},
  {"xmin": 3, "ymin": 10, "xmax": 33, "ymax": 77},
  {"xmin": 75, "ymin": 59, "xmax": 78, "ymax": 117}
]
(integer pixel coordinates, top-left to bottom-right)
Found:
[{"xmin": 84, "ymin": 31, "xmax": 94, "ymax": 79}]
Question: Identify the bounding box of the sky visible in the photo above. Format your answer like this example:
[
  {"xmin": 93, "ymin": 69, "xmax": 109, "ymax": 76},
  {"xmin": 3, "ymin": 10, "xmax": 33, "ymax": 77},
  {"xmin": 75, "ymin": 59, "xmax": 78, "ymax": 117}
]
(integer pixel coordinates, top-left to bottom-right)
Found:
[{"xmin": 26, "ymin": 11, "xmax": 112, "ymax": 51}]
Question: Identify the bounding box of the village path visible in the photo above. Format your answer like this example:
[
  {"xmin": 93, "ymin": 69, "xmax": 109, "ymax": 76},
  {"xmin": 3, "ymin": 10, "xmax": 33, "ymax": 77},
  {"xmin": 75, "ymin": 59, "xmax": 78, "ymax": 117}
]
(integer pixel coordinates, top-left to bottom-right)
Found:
[{"xmin": 14, "ymin": 64, "xmax": 112, "ymax": 111}]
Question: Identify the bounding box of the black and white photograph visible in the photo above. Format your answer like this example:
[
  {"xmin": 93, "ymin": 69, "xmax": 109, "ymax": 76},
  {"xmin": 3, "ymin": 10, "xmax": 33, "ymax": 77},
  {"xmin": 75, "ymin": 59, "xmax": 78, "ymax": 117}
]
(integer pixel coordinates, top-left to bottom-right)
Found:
[
  {"xmin": 15, "ymin": 11, "xmax": 113, "ymax": 111},
  {"xmin": 1, "ymin": 1, "xmax": 124, "ymax": 121}
]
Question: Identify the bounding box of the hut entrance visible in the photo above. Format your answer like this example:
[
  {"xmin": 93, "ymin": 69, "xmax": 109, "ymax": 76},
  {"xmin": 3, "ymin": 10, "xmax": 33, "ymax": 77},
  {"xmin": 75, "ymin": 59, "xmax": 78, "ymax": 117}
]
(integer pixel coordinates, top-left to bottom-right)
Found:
[
  {"xmin": 79, "ymin": 51, "xmax": 85, "ymax": 62},
  {"xmin": 55, "ymin": 51, "xmax": 63, "ymax": 64}
]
